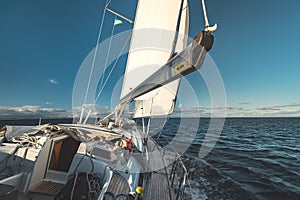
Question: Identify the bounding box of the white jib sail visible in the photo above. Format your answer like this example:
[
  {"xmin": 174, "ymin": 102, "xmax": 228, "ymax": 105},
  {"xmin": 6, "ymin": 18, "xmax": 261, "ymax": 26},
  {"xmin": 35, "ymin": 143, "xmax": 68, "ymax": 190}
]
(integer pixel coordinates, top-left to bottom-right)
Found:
[{"xmin": 120, "ymin": 0, "xmax": 189, "ymax": 118}]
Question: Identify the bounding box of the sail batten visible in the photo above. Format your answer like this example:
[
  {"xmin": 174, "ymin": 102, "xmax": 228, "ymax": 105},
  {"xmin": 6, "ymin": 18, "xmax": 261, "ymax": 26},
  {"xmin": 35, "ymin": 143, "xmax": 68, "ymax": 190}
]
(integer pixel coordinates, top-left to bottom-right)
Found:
[{"xmin": 120, "ymin": 0, "xmax": 189, "ymax": 118}]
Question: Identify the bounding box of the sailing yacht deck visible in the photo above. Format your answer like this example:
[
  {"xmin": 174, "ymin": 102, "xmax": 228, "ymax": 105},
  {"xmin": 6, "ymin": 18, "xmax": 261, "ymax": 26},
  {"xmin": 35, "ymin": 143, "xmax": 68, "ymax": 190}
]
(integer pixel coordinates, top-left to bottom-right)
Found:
[
  {"xmin": 140, "ymin": 138, "xmax": 177, "ymax": 200},
  {"xmin": 147, "ymin": 172, "xmax": 175, "ymax": 200},
  {"xmin": 104, "ymin": 172, "xmax": 131, "ymax": 200}
]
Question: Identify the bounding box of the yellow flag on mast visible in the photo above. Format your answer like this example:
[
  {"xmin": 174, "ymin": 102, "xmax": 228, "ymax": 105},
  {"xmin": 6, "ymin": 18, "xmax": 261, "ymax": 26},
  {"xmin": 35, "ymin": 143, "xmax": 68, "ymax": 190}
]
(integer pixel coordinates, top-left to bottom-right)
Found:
[{"xmin": 114, "ymin": 19, "xmax": 122, "ymax": 26}]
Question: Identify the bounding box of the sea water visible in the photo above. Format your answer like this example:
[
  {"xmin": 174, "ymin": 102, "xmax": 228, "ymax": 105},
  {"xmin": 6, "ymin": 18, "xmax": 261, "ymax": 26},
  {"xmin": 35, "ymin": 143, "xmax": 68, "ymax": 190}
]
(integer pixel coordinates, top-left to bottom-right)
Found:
[{"xmin": 156, "ymin": 117, "xmax": 300, "ymax": 200}]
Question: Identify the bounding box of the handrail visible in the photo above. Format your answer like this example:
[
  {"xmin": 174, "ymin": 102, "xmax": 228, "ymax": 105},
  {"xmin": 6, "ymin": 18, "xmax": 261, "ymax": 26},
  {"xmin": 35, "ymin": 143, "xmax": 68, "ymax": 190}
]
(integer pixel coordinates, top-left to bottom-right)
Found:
[{"xmin": 170, "ymin": 155, "xmax": 188, "ymax": 200}]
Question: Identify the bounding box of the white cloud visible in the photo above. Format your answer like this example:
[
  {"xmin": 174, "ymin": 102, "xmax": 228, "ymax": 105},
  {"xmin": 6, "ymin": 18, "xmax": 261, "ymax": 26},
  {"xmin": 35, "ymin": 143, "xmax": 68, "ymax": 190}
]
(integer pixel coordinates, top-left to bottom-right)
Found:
[
  {"xmin": 256, "ymin": 107, "xmax": 281, "ymax": 111},
  {"xmin": 238, "ymin": 102, "xmax": 251, "ymax": 105},
  {"xmin": 172, "ymin": 104, "xmax": 300, "ymax": 118},
  {"xmin": 173, "ymin": 106, "xmax": 227, "ymax": 118},
  {"xmin": 0, "ymin": 105, "xmax": 71, "ymax": 119},
  {"xmin": 275, "ymin": 103, "xmax": 300, "ymax": 108},
  {"xmin": 49, "ymin": 79, "xmax": 58, "ymax": 84},
  {"xmin": 1, "ymin": 103, "xmax": 299, "ymax": 120},
  {"xmin": 0, "ymin": 104, "xmax": 115, "ymax": 120}
]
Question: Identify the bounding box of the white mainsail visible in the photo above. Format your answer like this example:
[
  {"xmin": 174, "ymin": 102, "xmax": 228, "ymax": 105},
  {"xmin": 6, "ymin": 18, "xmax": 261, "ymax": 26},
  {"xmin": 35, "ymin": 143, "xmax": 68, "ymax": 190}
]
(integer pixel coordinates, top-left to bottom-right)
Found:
[{"xmin": 120, "ymin": 0, "xmax": 189, "ymax": 118}]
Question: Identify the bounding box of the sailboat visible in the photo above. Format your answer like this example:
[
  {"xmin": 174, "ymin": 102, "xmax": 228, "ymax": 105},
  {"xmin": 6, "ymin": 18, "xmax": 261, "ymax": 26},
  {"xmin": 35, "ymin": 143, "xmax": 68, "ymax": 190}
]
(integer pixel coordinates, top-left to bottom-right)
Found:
[{"xmin": 0, "ymin": 0, "xmax": 216, "ymax": 199}]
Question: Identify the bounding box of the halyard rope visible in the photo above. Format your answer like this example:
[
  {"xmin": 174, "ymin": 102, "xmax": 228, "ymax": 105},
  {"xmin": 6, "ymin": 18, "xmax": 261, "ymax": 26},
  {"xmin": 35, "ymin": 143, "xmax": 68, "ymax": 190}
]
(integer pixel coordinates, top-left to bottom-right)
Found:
[{"xmin": 83, "ymin": 0, "xmax": 111, "ymax": 105}]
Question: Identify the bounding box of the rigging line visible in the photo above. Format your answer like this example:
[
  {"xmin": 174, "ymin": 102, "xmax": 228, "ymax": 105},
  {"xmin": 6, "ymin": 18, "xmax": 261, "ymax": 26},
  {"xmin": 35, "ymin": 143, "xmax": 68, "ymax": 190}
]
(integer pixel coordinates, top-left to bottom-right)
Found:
[
  {"xmin": 146, "ymin": 117, "xmax": 151, "ymax": 137},
  {"xmin": 156, "ymin": 99, "xmax": 173, "ymax": 139},
  {"xmin": 94, "ymin": 32, "xmax": 132, "ymax": 104},
  {"xmin": 98, "ymin": 15, "xmax": 116, "ymax": 94},
  {"xmin": 142, "ymin": 117, "xmax": 145, "ymax": 134},
  {"xmin": 186, "ymin": 173, "xmax": 194, "ymax": 199},
  {"xmin": 201, "ymin": 0, "xmax": 210, "ymax": 27},
  {"xmin": 83, "ymin": 0, "xmax": 110, "ymax": 105},
  {"xmin": 106, "ymin": 0, "xmax": 112, "ymax": 7},
  {"xmin": 149, "ymin": 91, "xmax": 158, "ymax": 115},
  {"xmin": 156, "ymin": 116, "xmax": 168, "ymax": 140},
  {"xmin": 70, "ymin": 171, "xmax": 78, "ymax": 200},
  {"xmin": 153, "ymin": 140, "xmax": 173, "ymax": 200}
]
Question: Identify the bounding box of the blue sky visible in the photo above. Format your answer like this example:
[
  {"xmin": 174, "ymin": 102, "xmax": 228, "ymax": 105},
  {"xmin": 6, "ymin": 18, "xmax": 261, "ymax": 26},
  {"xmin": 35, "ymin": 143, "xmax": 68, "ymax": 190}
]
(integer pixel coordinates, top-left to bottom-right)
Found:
[{"xmin": 0, "ymin": 0, "xmax": 300, "ymax": 118}]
